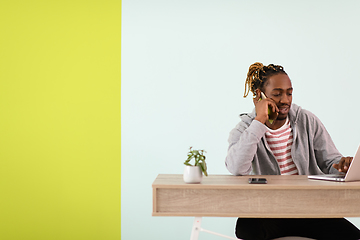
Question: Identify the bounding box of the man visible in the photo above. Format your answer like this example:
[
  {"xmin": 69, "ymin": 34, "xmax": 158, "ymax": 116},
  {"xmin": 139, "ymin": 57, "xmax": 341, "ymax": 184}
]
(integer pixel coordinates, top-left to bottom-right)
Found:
[{"xmin": 225, "ymin": 62, "xmax": 360, "ymax": 240}]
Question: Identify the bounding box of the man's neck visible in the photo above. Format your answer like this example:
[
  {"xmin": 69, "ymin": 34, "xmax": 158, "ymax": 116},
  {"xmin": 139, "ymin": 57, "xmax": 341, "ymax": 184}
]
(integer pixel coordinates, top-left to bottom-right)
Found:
[{"xmin": 266, "ymin": 118, "xmax": 287, "ymax": 130}]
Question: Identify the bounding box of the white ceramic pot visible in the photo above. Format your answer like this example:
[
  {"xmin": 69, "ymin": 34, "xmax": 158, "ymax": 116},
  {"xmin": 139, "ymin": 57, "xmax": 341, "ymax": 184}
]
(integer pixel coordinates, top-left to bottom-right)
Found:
[{"xmin": 183, "ymin": 165, "xmax": 203, "ymax": 184}]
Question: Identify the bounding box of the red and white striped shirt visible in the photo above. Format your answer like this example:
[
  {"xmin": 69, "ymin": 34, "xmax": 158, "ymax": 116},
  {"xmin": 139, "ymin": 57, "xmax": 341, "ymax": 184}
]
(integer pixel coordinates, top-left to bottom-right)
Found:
[{"xmin": 265, "ymin": 118, "xmax": 298, "ymax": 175}]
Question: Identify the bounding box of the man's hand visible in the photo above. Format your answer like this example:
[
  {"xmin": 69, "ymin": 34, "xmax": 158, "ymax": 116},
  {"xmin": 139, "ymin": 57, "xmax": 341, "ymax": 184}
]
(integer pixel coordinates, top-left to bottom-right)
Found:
[
  {"xmin": 253, "ymin": 94, "xmax": 278, "ymax": 124},
  {"xmin": 333, "ymin": 156, "xmax": 353, "ymax": 173}
]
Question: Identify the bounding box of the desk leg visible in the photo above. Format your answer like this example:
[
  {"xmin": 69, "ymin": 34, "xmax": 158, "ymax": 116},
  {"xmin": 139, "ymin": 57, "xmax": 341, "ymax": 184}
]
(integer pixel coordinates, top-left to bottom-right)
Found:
[
  {"xmin": 190, "ymin": 217, "xmax": 239, "ymax": 240},
  {"xmin": 190, "ymin": 217, "xmax": 202, "ymax": 240}
]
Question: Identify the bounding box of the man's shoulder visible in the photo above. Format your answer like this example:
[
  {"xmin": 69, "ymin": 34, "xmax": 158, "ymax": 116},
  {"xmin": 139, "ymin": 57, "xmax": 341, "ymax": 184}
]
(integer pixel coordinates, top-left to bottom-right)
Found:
[{"xmin": 290, "ymin": 104, "xmax": 321, "ymax": 124}]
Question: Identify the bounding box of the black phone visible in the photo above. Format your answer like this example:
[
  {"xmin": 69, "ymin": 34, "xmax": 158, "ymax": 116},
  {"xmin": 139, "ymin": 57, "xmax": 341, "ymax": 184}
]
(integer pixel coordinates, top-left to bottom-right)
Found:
[{"xmin": 248, "ymin": 178, "xmax": 267, "ymax": 184}]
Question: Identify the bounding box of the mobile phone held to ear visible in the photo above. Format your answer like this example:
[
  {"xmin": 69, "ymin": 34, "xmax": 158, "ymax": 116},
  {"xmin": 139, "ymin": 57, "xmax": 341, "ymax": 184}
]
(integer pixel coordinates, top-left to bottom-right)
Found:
[
  {"xmin": 248, "ymin": 178, "xmax": 267, "ymax": 184},
  {"xmin": 259, "ymin": 92, "xmax": 277, "ymax": 124}
]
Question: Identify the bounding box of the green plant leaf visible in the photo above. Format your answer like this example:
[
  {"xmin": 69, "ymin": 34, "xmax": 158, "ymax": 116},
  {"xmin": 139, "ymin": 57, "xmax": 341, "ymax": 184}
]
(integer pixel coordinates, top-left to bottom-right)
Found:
[
  {"xmin": 185, "ymin": 147, "xmax": 207, "ymax": 174},
  {"xmin": 184, "ymin": 160, "xmax": 190, "ymax": 164},
  {"xmin": 199, "ymin": 162, "xmax": 204, "ymax": 171},
  {"xmin": 201, "ymin": 162, "xmax": 208, "ymax": 176}
]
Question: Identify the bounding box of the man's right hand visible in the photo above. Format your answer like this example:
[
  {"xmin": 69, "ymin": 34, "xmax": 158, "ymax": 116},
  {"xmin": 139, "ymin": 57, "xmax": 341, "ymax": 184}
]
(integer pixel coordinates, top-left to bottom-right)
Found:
[{"xmin": 253, "ymin": 93, "xmax": 278, "ymax": 124}]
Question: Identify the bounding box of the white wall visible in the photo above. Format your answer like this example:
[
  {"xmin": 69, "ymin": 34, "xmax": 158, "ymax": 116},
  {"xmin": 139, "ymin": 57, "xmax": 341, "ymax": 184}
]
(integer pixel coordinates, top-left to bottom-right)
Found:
[{"xmin": 121, "ymin": 1, "xmax": 360, "ymax": 239}]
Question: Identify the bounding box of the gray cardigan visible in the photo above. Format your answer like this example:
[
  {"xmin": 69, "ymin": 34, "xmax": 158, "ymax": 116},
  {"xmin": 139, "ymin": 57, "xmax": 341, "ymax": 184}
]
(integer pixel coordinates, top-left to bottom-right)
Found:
[{"xmin": 225, "ymin": 103, "xmax": 342, "ymax": 176}]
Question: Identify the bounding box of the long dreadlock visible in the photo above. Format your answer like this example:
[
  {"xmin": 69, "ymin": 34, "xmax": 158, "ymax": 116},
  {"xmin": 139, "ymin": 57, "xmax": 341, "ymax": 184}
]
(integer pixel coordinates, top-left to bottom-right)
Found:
[{"xmin": 243, "ymin": 62, "xmax": 287, "ymax": 98}]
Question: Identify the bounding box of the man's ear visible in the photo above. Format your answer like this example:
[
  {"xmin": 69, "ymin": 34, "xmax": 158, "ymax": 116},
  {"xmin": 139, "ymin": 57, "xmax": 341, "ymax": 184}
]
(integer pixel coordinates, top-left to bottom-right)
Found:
[{"xmin": 255, "ymin": 89, "xmax": 261, "ymax": 98}]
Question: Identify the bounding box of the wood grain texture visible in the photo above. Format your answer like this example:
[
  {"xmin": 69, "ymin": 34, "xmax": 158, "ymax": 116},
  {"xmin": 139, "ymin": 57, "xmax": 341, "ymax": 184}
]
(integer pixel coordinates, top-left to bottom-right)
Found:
[{"xmin": 152, "ymin": 174, "xmax": 360, "ymax": 218}]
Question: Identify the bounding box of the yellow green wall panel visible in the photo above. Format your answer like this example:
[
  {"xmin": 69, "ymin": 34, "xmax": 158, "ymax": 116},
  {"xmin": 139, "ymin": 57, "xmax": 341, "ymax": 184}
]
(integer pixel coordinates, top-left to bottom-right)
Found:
[{"xmin": 0, "ymin": 1, "xmax": 121, "ymax": 239}]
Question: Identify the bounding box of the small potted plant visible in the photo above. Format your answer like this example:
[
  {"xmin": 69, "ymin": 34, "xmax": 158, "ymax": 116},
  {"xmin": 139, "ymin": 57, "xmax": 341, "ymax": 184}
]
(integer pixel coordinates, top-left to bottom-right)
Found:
[{"xmin": 183, "ymin": 147, "xmax": 208, "ymax": 183}]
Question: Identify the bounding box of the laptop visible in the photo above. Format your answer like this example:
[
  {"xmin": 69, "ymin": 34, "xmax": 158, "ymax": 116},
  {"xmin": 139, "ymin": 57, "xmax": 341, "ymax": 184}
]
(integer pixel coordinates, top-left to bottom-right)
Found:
[{"xmin": 308, "ymin": 144, "xmax": 360, "ymax": 182}]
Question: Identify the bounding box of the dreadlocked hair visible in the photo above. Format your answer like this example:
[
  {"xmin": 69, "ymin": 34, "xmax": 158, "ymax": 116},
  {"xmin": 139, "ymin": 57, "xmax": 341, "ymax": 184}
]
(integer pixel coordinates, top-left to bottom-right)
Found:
[{"xmin": 243, "ymin": 62, "xmax": 287, "ymax": 98}]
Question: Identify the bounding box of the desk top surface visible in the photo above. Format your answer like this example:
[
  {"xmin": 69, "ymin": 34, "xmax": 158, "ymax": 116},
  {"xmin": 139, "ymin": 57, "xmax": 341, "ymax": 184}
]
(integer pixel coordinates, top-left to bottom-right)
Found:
[{"xmin": 153, "ymin": 174, "xmax": 360, "ymax": 189}]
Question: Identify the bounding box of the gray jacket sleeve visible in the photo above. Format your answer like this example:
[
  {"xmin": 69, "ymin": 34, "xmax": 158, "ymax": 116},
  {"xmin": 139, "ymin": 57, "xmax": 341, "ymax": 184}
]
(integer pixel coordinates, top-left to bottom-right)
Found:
[
  {"xmin": 305, "ymin": 110, "xmax": 342, "ymax": 174},
  {"xmin": 225, "ymin": 119, "xmax": 268, "ymax": 175}
]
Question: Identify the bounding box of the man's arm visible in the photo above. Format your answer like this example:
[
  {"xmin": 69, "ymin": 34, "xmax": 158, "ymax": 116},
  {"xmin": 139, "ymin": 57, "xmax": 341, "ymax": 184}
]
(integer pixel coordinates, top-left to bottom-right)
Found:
[
  {"xmin": 226, "ymin": 93, "xmax": 278, "ymax": 175},
  {"xmin": 225, "ymin": 120, "xmax": 267, "ymax": 175},
  {"xmin": 310, "ymin": 111, "xmax": 343, "ymax": 174}
]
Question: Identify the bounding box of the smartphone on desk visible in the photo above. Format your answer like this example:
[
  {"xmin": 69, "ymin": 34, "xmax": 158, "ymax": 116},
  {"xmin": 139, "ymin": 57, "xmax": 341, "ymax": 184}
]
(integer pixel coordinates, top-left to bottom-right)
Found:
[{"xmin": 248, "ymin": 178, "xmax": 267, "ymax": 184}]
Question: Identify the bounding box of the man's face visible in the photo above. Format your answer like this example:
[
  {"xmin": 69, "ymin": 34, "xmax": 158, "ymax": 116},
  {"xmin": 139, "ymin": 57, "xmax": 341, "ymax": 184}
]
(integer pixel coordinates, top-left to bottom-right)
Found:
[{"xmin": 263, "ymin": 73, "xmax": 293, "ymax": 121}]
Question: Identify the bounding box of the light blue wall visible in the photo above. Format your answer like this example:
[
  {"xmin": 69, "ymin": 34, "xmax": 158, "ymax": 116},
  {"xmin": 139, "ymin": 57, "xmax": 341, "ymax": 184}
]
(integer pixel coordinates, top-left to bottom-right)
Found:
[{"xmin": 122, "ymin": 1, "xmax": 360, "ymax": 239}]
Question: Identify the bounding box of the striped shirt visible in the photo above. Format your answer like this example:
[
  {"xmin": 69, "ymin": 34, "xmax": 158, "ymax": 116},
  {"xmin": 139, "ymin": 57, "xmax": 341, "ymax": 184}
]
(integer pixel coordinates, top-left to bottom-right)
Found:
[{"xmin": 265, "ymin": 118, "xmax": 298, "ymax": 175}]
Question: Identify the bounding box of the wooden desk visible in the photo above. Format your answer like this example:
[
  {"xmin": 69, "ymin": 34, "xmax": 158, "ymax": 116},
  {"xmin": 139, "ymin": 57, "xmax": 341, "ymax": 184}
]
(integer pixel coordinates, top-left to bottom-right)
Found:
[{"xmin": 152, "ymin": 174, "xmax": 360, "ymax": 218}]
